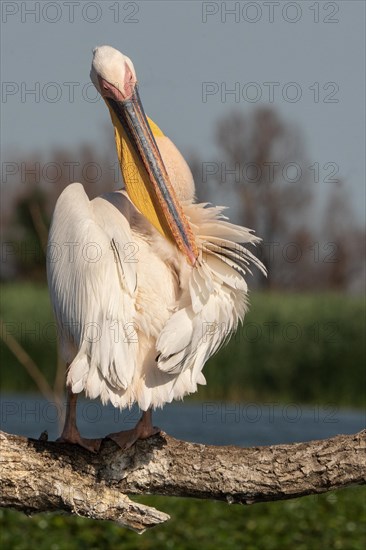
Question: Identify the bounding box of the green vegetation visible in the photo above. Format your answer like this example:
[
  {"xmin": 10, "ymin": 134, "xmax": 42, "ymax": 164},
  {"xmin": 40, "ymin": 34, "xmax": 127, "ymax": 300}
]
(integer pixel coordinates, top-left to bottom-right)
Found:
[
  {"xmin": 1, "ymin": 283, "xmax": 364, "ymax": 406},
  {"xmin": 1, "ymin": 283, "xmax": 57, "ymax": 392},
  {"xmin": 201, "ymin": 292, "xmax": 365, "ymax": 407},
  {"xmin": 1, "ymin": 488, "xmax": 365, "ymax": 550}
]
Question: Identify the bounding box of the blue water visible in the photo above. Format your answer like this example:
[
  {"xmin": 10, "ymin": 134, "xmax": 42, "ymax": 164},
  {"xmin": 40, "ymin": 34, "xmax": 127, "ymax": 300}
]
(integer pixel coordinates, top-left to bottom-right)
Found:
[{"xmin": 1, "ymin": 394, "xmax": 364, "ymax": 446}]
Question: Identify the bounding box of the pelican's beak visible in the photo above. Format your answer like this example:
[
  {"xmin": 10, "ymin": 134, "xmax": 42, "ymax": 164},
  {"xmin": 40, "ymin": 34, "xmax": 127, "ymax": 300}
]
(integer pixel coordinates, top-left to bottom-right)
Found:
[{"xmin": 100, "ymin": 78, "xmax": 198, "ymax": 266}]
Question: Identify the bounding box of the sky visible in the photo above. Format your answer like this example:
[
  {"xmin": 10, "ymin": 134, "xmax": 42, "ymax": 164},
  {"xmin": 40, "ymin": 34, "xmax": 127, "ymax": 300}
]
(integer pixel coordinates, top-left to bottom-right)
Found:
[{"xmin": 1, "ymin": 0, "xmax": 365, "ymax": 222}]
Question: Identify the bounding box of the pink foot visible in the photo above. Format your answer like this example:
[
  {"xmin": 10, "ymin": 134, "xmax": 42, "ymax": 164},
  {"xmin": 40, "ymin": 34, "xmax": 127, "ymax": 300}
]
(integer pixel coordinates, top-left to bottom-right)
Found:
[
  {"xmin": 107, "ymin": 414, "xmax": 160, "ymax": 450},
  {"xmin": 57, "ymin": 431, "xmax": 102, "ymax": 453}
]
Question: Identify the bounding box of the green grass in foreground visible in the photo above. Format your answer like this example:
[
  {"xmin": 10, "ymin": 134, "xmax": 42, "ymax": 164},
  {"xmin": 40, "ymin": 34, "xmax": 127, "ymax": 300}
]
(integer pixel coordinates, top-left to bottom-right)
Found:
[
  {"xmin": 1, "ymin": 488, "xmax": 365, "ymax": 550},
  {"xmin": 0, "ymin": 283, "xmax": 365, "ymax": 406}
]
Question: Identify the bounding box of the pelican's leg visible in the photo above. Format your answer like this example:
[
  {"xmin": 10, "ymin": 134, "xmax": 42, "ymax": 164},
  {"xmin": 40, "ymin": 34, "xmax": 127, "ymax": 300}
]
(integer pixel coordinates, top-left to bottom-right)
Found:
[
  {"xmin": 57, "ymin": 386, "xmax": 102, "ymax": 453},
  {"xmin": 107, "ymin": 409, "xmax": 160, "ymax": 450}
]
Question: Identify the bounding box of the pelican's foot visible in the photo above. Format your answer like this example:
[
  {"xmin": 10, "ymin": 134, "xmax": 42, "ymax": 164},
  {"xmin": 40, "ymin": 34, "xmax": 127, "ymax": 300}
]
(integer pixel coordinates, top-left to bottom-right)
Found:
[
  {"xmin": 107, "ymin": 423, "xmax": 161, "ymax": 451},
  {"xmin": 57, "ymin": 431, "xmax": 102, "ymax": 453}
]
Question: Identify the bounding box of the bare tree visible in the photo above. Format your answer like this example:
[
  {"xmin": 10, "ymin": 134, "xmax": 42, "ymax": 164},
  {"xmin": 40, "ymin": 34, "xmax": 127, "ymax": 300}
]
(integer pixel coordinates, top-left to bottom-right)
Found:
[{"xmin": 321, "ymin": 181, "xmax": 364, "ymax": 291}]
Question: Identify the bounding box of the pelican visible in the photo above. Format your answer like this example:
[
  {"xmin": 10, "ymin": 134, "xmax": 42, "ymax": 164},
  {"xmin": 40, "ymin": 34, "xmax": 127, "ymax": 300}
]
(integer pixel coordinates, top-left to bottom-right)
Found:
[{"xmin": 47, "ymin": 45, "xmax": 265, "ymax": 451}]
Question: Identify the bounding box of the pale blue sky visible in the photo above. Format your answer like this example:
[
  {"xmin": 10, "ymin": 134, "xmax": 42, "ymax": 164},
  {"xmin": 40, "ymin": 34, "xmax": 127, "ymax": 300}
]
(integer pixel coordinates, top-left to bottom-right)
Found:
[{"xmin": 1, "ymin": 0, "xmax": 365, "ymax": 222}]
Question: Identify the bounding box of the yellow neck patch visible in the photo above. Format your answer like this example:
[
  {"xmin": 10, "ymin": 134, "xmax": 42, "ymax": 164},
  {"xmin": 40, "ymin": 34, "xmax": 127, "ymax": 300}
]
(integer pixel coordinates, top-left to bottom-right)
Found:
[{"xmin": 109, "ymin": 106, "xmax": 173, "ymax": 240}]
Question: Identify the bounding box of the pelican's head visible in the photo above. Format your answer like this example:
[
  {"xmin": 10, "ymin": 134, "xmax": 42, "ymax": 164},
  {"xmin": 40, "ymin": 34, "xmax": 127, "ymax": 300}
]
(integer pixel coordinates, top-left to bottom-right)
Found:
[
  {"xmin": 90, "ymin": 46, "xmax": 137, "ymax": 101},
  {"xmin": 91, "ymin": 45, "xmax": 197, "ymax": 266}
]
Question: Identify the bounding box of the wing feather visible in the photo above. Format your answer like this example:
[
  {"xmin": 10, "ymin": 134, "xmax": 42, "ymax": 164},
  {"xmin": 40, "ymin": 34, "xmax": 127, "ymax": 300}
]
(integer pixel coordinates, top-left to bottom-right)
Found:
[{"xmin": 47, "ymin": 183, "xmax": 138, "ymax": 401}]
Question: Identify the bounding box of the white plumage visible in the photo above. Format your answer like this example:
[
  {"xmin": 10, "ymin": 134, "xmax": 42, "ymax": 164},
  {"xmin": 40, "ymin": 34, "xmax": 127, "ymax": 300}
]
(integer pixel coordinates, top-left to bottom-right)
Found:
[
  {"xmin": 48, "ymin": 179, "xmax": 264, "ymax": 411},
  {"xmin": 47, "ymin": 45, "xmax": 265, "ymax": 449}
]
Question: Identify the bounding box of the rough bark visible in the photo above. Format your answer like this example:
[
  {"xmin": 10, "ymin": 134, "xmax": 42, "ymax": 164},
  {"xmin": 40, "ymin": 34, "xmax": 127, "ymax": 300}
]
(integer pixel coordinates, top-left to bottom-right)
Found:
[{"xmin": 0, "ymin": 430, "xmax": 365, "ymax": 533}]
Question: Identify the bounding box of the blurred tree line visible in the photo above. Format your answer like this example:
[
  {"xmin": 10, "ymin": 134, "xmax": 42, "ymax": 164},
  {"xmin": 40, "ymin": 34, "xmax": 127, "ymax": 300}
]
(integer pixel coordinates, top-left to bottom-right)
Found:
[
  {"xmin": 190, "ymin": 108, "xmax": 364, "ymax": 292},
  {"xmin": 1, "ymin": 107, "xmax": 364, "ymax": 292},
  {"xmin": 1, "ymin": 142, "xmax": 117, "ymax": 282}
]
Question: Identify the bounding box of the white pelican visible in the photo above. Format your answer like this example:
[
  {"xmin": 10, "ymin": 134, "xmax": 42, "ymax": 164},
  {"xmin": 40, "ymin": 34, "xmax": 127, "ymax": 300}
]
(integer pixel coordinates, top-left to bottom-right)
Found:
[{"xmin": 47, "ymin": 45, "xmax": 265, "ymax": 451}]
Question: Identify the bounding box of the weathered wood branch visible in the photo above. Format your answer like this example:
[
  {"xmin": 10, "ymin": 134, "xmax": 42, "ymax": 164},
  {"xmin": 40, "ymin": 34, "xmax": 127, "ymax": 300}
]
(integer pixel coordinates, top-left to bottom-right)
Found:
[{"xmin": 0, "ymin": 430, "xmax": 365, "ymax": 533}]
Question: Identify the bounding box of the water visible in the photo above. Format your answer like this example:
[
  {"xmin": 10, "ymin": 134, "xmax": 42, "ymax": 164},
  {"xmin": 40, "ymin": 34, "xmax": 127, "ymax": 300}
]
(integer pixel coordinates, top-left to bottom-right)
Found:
[{"xmin": 1, "ymin": 394, "xmax": 364, "ymax": 446}]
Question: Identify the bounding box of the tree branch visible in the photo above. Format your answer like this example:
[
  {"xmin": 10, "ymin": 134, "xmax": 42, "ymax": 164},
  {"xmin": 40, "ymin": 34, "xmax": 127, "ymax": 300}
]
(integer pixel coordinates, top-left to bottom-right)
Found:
[{"xmin": 0, "ymin": 430, "xmax": 365, "ymax": 533}]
